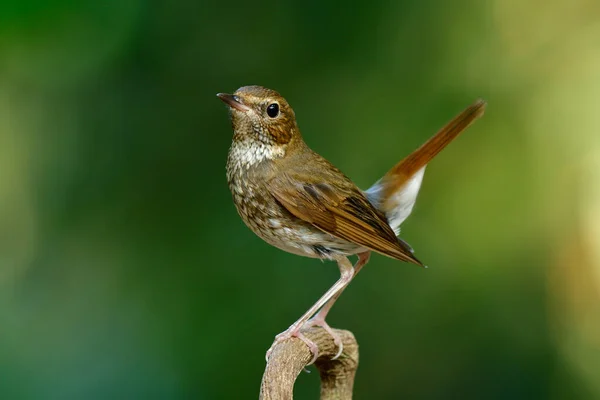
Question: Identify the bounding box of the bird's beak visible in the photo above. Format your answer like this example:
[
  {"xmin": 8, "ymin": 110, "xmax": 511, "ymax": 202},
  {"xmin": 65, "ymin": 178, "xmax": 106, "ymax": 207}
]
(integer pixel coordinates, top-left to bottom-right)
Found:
[{"xmin": 216, "ymin": 93, "xmax": 251, "ymax": 113}]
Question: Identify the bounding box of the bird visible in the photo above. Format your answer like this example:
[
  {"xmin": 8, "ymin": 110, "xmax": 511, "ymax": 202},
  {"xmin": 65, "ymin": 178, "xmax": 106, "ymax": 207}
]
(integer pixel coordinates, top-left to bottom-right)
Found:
[{"xmin": 217, "ymin": 86, "xmax": 486, "ymax": 364}]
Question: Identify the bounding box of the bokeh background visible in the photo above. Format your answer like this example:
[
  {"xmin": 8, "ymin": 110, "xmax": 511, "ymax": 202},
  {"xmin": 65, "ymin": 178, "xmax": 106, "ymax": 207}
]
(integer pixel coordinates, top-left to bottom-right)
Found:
[{"xmin": 1, "ymin": 0, "xmax": 599, "ymax": 398}]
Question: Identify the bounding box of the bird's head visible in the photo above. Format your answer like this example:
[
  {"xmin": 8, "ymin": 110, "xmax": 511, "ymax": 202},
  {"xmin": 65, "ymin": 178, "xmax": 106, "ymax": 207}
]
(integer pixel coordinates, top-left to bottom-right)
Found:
[{"xmin": 217, "ymin": 86, "xmax": 301, "ymax": 151}]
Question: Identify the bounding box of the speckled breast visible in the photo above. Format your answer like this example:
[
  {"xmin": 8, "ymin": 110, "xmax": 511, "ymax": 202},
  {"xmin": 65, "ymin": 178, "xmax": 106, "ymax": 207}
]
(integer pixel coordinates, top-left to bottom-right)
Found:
[{"xmin": 226, "ymin": 166, "xmax": 362, "ymax": 260}]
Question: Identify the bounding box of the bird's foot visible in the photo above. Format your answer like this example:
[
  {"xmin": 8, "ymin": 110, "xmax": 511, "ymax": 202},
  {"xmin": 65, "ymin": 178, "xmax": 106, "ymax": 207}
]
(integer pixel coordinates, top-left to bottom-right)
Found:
[
  {"xmin": 266, "ymin": 326, "xmax": 320, "ymax": 365},
  {"xmin": 304, "ymin": 316, "xmax": 343, "ymax": 359}
]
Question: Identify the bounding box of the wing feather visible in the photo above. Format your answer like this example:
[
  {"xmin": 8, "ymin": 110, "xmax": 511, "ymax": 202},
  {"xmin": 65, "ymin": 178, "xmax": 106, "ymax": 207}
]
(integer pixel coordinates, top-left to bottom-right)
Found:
[{"xmin": 268, "ymin": 174, "xmax": 422, "ymax": 265}]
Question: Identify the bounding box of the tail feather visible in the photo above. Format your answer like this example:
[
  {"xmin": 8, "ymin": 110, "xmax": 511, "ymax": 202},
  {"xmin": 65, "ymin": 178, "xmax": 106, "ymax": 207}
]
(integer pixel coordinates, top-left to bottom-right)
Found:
[{"xmin": 366, "ymin": 99, "xmax": 486, "ymax": 233}]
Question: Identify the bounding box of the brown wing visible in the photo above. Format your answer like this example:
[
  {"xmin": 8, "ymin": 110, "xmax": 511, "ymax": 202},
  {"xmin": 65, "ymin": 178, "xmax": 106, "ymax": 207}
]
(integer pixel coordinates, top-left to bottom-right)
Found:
[{"xmin": 268, "ymin": 173, "xmax": 423, "ymax": 266}]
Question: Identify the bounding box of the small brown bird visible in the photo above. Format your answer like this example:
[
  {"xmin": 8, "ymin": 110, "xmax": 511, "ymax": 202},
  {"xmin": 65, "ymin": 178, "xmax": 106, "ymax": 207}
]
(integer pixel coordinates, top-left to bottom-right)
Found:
[{"xmin": 218, "ymin": 86, "xmax": 485, "ymax": 363}]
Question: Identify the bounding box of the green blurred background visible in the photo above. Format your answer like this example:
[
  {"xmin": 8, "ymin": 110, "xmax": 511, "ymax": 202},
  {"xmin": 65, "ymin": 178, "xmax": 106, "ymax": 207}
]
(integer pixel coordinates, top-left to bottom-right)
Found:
[{"xmin": 1, "ymin": 0, "xmax": 600, "ymax": 399}]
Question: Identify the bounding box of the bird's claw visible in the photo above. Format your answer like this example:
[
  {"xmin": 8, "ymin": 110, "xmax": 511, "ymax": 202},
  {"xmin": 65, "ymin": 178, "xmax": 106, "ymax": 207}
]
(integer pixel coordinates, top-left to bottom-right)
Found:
[
  {"xmin": 265, "ymin": 328, "xmax": 320, "ymax": 365},
  {"xmin": 304, "ymin": 317, "xmax": 344, "ymax": 359}
]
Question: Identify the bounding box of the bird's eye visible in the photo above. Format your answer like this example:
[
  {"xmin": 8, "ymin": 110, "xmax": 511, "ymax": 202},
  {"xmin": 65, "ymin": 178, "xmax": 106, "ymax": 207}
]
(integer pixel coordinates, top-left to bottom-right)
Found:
[{"xmin": 266, "ymin": 103, "xmax": 280, "ymax": 118}]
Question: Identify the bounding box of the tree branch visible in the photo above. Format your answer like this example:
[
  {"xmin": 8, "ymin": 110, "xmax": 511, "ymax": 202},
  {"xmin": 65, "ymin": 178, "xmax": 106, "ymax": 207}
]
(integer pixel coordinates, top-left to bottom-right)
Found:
[{"xmin": 259, "ymin": 327, "xmax": 359, "ymax": 400}]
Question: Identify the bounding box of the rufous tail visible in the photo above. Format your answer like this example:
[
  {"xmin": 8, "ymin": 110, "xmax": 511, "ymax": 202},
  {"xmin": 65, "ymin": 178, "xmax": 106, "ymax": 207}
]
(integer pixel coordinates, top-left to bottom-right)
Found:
[
  {"xmin": 382, "ymin": 99, "xmax": 486, "ymax": 199},
  {"xmin": 366, "ymin": 99, "xmax": 486, "ymax": 234}
]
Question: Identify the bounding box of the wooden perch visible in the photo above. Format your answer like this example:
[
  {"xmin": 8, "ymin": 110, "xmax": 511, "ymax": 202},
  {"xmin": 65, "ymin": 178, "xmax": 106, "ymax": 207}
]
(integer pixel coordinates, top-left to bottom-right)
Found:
[{"xmin": 259, "ymin": 327, "xmax": 359, "ymax": 400}]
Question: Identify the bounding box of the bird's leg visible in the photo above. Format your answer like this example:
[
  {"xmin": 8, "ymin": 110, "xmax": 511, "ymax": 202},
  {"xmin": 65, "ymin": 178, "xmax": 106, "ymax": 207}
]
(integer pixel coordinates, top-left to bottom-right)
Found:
[
  {"xmin": 266, "ymin": 255, "xmax": 355, "ymax": 365},
  {"xmin": 309, "ymin": 252, "xmax": 371, "ymax": 323},
  {"xmin": 303, "ymin": 251, "xmax": 371, "ymax": 359}
]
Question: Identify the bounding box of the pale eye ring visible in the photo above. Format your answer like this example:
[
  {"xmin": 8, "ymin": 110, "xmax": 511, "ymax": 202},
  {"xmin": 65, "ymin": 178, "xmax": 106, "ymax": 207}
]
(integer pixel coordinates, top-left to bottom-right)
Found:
[{"xmin": 266, "ymin": 103, "xmax": 280, "ymax": 118}]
